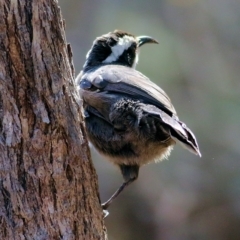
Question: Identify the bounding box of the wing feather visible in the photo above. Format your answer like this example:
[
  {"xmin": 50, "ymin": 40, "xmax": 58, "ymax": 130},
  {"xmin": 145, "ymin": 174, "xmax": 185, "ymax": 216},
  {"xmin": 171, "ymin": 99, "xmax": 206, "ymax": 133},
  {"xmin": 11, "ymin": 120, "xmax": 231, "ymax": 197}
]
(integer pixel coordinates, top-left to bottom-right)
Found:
[
  {"xmin": 82, "ymin": 65, "xmax": 177, "ymax": 116},
  {"xmin": 140, "ymin": 104, "xmax": 201, "ymax": 156}
]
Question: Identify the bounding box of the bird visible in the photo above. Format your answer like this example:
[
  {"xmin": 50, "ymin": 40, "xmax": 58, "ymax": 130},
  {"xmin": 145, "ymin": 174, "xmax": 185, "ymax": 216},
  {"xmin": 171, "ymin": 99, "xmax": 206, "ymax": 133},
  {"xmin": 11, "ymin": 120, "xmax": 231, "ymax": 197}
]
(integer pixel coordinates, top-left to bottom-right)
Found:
[{"xmin": 76, "ymin": 30, "xmax": 201, "ymax": 213}]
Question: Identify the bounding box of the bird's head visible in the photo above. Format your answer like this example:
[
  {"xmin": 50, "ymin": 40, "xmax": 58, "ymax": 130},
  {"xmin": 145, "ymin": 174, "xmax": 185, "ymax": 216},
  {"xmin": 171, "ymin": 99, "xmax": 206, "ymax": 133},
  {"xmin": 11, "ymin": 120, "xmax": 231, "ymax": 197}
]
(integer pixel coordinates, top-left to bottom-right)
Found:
[{"xmin": 83, "ymin": 30, "xmax": 158, "ymax": 71}]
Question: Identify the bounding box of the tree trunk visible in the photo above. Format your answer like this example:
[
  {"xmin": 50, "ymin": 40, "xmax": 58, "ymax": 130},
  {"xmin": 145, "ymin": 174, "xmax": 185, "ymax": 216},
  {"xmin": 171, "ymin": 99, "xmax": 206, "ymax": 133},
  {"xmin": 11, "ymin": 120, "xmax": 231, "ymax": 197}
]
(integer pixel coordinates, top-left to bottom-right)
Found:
[{"xmin": 0, "ymin": 0, "xmax": 107, "ymax": 239}]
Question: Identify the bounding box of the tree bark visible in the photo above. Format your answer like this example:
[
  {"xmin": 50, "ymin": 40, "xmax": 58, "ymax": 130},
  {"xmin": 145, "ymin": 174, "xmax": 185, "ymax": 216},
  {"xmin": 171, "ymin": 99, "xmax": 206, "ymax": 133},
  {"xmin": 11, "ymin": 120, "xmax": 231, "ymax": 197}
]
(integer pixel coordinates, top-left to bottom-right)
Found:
[{"xmin": 0, "ymin": 0, "xmax": 107, "ymax": 239}]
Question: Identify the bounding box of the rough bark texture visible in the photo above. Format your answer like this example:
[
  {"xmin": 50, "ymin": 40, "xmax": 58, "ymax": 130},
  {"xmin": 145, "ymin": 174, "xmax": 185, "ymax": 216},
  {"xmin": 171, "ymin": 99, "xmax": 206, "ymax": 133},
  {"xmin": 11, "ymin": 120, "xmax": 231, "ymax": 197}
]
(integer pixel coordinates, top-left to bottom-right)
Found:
[{"xmin": 0, "ymin": 0, "xmax": 107, "ymax": 239}]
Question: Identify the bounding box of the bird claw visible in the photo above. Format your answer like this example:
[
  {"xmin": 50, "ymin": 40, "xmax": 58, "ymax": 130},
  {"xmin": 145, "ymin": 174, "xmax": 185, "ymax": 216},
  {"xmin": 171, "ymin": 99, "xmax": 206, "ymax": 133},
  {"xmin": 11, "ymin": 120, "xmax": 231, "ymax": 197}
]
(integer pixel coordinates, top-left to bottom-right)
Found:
[{"xmin": 103, "ymin": 209, "xmax": 109, "ymax": 218}]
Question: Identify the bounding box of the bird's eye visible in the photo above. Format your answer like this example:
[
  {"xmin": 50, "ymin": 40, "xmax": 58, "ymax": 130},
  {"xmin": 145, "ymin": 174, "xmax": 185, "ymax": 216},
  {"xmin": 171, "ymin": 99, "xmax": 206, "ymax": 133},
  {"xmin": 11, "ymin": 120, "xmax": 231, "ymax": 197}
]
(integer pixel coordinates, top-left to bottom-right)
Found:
[
  {"xmin": 131, "ymin": 42, "xmax": 137, "ymax": 49},
  {"xmin": 127, "ymin": 54, "xmax": 131, "ymax": 64},
  {"xmin": 124, "ymin": 46, "xmax": 136, "ymax": 65}
]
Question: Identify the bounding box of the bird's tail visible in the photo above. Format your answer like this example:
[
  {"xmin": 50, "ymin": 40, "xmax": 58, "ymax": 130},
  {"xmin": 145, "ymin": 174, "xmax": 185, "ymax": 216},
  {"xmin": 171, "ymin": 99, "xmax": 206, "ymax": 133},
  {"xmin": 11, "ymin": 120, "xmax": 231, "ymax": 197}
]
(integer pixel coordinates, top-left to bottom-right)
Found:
[
  {"xmin": 170, "ymin": 120, "xmax": 201, "ymax": 157},
  {"xmin": 141, "ymin": 104, "xmax": 201, "ymax": 157}
]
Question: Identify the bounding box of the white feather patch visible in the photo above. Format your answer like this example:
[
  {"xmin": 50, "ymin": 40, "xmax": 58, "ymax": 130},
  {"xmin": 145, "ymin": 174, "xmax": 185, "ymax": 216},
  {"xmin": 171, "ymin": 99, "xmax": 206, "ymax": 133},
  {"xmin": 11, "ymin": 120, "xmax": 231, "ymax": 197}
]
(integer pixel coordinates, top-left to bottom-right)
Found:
[
  {"xmin": 103, "ymin": 35, "xmax": 135, "ymax": 63},
  {"xmin": 86, "ymin": 49, "xmax": 91, "ymax": 59},
  {"xmin": 132, "ymin": 51, "xmax": 139, "ymax": 68}
]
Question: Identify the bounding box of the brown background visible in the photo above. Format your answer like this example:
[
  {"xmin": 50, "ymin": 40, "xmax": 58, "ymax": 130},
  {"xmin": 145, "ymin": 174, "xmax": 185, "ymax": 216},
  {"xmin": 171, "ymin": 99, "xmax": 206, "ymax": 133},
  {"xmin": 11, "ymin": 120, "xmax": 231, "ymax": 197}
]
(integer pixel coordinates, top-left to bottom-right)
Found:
[{"xmin": 59, "ymin": 0, "xmax": 240, "ymax": 239}]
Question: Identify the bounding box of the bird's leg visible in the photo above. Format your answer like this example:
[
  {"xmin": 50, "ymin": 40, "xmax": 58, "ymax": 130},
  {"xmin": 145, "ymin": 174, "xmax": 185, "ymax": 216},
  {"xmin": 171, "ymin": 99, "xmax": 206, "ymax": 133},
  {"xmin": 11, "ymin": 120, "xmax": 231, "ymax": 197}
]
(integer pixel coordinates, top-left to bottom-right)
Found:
[
  {"xmin": 102, "ymin": 165, "xmax": 139, "ymax": 211},
  {"xmin": 101, "ymin": 177, "xmax": 136, "ymax": 210}
]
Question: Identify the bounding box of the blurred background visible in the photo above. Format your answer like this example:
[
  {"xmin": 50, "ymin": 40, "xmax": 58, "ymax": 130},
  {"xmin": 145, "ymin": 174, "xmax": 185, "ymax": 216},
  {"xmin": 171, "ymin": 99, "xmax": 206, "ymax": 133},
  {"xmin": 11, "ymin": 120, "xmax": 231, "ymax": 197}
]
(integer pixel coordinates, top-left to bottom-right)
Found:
[{"xmin": 59, "ymin": 0, "xmax": 240, "ymax": 239}]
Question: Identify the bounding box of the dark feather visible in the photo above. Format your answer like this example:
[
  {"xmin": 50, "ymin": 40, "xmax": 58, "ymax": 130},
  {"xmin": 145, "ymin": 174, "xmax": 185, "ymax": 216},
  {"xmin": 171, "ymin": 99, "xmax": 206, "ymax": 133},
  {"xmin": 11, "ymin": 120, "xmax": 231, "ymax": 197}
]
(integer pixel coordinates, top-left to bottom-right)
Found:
[
  {"xmin": 80, "ymin": 64, "xmax": 201, "ymax": 157},
  {"xmin": 140, "ymin": 104, "xmax": 201, "ymax": 156},
  {"xmin": 81, "ymin": 65, "xmax": 177, "ymax": 116}
]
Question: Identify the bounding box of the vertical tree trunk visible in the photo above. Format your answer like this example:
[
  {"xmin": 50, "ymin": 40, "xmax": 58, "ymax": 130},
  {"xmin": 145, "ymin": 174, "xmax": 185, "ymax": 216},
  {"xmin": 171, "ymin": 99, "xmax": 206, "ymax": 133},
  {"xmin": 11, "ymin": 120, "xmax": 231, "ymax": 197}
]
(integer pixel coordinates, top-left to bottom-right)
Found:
[{"xmin": 0, "ymin": 0, "xmax": 107, "ymax": 239}]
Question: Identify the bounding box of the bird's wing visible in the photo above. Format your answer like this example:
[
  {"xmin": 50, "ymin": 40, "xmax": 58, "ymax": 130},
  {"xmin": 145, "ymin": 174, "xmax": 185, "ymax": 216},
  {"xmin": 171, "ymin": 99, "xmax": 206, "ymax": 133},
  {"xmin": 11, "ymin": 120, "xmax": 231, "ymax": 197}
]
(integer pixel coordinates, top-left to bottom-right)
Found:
[
  {"xmin": 140, "ymin": 104, "xmax": 201, "ymax": 156},
  {"xmin": 80, "ymin": 65, "xmax": 177, "ymax": 116}
]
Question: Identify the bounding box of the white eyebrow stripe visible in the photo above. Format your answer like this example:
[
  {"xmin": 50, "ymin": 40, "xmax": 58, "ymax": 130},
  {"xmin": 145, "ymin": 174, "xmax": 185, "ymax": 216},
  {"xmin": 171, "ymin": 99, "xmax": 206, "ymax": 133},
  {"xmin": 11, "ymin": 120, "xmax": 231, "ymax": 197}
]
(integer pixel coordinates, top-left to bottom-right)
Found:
[{"xmin": 103, "ymin": 35, "xmax": 135, "ymax": 63}]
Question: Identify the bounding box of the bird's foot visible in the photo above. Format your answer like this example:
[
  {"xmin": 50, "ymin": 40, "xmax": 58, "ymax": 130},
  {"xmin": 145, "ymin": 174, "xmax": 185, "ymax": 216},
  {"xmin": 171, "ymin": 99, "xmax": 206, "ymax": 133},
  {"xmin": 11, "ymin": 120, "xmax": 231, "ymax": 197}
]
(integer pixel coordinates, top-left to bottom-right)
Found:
[{"xmin": 103, "ymin": 209, "xmax": 109, "ymax": 218}]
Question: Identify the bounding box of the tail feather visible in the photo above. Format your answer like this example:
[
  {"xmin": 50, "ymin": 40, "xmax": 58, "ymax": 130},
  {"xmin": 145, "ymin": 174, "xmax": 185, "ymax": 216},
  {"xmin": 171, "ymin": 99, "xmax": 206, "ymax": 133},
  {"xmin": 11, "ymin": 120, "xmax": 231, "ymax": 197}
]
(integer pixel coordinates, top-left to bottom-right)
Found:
[
  {"xmin": 170, "ymin": 121, "xmax": 201, "ymax": 157},
  {"xmin": 141, "ymin": 104, "xmax": 201, "ymax": 157}
]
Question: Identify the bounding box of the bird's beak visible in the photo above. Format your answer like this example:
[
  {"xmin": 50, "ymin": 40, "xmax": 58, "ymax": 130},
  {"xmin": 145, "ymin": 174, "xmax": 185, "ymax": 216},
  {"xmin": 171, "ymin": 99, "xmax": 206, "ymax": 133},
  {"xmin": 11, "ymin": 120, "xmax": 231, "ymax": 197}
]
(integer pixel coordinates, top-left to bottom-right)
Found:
[{"xmin": 137, "ymin": 36, "xmax": 159, "ymax": 47}]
